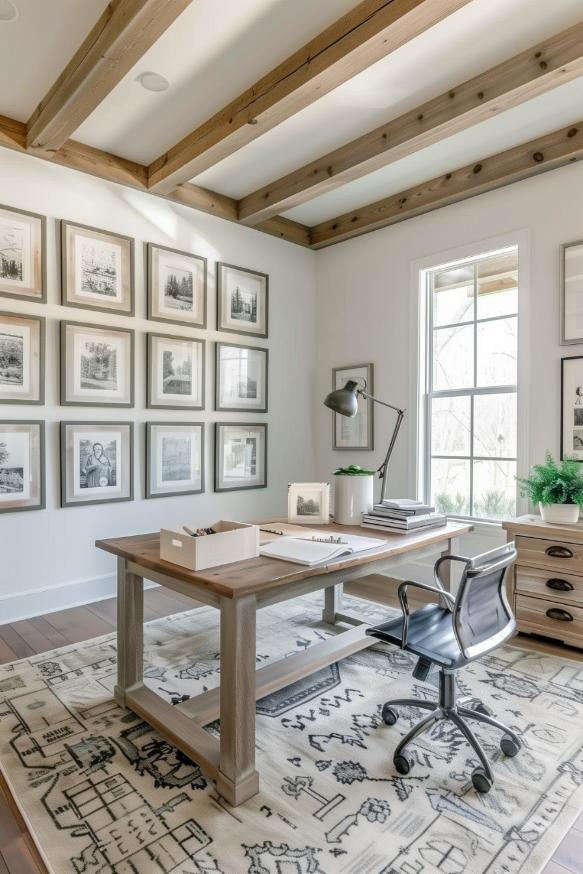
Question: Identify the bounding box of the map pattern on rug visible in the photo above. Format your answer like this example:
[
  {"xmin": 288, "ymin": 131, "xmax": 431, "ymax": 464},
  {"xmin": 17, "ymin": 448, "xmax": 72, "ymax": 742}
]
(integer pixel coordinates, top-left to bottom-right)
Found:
[{"xmin": 0, "ymin": 593, "xmax": 582, "ymax": 874}]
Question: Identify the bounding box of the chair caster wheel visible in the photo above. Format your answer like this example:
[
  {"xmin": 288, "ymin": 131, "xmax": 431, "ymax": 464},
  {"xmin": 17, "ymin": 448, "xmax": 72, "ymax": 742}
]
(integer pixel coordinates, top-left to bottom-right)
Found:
[
  {"xmin": 500, "ymin": 734, "xmax": 521, "ymax": 757},
  {"xmin": 471, "ymin": 767, "xmax": 492, "ymax": 793},
  {"xmin": 382, "ymin": 705, "xmax": 398, "ymax": 726},
  {"xmin": 393, "ymin": 754, "xmax": 413, "ymax": 775},
  {"xmin": 473, "ymin": 702, "xmax": 492, "ymax": 716}
]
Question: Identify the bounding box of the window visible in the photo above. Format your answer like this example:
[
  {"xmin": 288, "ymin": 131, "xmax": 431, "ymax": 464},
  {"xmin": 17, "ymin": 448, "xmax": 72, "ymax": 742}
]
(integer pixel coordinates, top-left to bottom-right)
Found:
[{"xmin": 425, "ymin": 247, "xmax": 518, "ymax": 521}]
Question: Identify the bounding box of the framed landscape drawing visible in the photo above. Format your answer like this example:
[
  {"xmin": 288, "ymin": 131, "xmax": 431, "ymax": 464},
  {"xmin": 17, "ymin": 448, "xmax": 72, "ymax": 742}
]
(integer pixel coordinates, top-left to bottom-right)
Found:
[
  {"xmin": 217, "ymin": 262, "xmax": 268, "ymax": 338},
  {"xmin": 61, "ymin": 321, "xmax": 134, "ymax": 407},
  {"xmin": 0, "ymin": 312, "xmax": 44, "ymax": 404},
  {"xmin": 215, "ymin": 342, "xmax": 268, "ymax": 412},
  {"xmin": 146, "ymin": 422, "xmax": 204, "ymax": 498},
  {"xmin": 0, "ymin": 204, "xmax": 46, "ymax": 302},
  {"xmin": 61, "ymin": 421, "xmax": 133, "ymax": 507},
  {"xmin": 561, "ymin": 356, "xmax": 583, "ymax": 460},
  {"xmin": 147, "ymin": 333, "xmax": 205, "ymax": 409},
  {"xmin": 288, "ymin": 482, "xmax": 330, "ymax": 524},
  {"xmin": 147, "ymin": 243, "xmax": 207, "ymax": 328},
  {"xmin": 215, "ymin": 423, "xmax": 267, "ymax": 491},
  {"xmin": 61, "ymin": 220, "xmax": 134, "ymax": 315},
  {"xmin": 332, "ymin": 363, "xmax": 374, "ymax": 450},
  {"xmin": 0, "ymin": 420, "xmax": 44, "ymax": 513},
  {"xmin": 561, "ymin": 240, "xmax": 583, "ymax": 345}
]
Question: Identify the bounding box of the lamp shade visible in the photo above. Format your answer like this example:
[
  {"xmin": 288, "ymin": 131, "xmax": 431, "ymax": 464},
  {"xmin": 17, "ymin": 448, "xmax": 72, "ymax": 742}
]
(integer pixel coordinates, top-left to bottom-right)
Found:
[{"xmin": 323, "ymin": 379, "xmax": 359, "ymax": 417}]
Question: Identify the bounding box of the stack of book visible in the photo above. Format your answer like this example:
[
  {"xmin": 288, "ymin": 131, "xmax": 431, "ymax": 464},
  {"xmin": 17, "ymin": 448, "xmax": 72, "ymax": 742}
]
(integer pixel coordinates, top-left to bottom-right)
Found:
[{"xmin": 362, "ymin": 498, "xmax": 446, "ymax": 533}]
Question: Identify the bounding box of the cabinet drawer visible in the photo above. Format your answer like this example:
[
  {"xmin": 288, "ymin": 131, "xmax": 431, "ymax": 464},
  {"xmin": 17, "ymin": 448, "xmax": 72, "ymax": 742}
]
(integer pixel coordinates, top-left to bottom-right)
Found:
[
  {"xmin": 515, "ymin": 565, "xmax": 583, "ymax": 607},
  {"xmin": 516, "ymin": 594, "xmax": 583, "ymax": 647},
  {"xmin": 515, "ymin": 535, "xmax": 583, "ymax": 574}
]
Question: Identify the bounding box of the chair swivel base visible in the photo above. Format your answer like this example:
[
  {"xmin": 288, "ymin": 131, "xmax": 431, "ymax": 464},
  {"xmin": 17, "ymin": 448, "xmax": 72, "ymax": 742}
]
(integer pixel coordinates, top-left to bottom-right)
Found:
[{"xmin": 382, "ymin": 669, "xmax": 521, "ymax": 793}]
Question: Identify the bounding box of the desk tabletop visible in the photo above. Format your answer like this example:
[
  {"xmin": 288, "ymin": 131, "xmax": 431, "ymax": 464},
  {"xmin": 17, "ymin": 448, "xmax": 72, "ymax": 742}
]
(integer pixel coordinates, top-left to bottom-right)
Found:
[{"xmin": 96, "ymin": 520, "xmax": 471, "ymax": 599}]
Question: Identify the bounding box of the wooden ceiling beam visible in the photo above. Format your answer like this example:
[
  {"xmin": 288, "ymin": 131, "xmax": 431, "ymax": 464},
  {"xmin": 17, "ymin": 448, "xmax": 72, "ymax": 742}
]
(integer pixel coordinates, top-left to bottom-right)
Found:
[
  {"xmin": 239, "ymin": 20, "xmax": 583, "ymax": 224},
  {"xmin": 26, "ymin": 0, "xmax": 192, "ymax": 152},
  {"xmin": 147, "ymin": 0, "xmax": 471, "ymax": 193},
  {"xmin": 310, "ymin": 121, "xmax": 583, "ymax": 248}
]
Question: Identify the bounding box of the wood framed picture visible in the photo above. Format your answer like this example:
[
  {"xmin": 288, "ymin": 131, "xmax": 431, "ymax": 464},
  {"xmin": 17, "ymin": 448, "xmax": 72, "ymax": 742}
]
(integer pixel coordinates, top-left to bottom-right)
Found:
[
  {"xmin": 0, "ymin": 204, "xmax": 46, "ymax": 302},
  {"xmin": 61, "ymin": 220, "xmax": 134, "ymax": 315},
  {"xmin": 288, "ymin": 482, "xmax": 330, "ymax": 524},
  {"xmin": 561, "ymin": 355, "xmax": 583, "ymax": 460},
  {"xmin": 216, "ymin": 262, "xmax": 268, "ymax": 338},
  {"xmin": 215, "ymin": 342, "xmax": 268, "ymax": 412},
  {"xmin": 332, "ymin": 363, "xmax": 374, "ymax": 450},
  {"xmin": 561, "ymin": 240, "xmax": 583, "ymax": 345},
  {"xmin": 147, "ymin": 333, "xmax": 205, "ymax": 409},
  {"xmin": 146, "ymin": 422, "xmax": 204, "ymax": 498},
  {"xmin": 0, "ymin": 420, "xmax": 45, "ymax": 513},
  {"xmin": 215, "ymin": 422, "xmax": 267, "ymax": 491},
  {"xmin": 147, "ymin": 242, "xmax": 207, "ymax": 328},
  {"xmin": 0, "ymin": 311, "xmax": 44, "ymax": 404},
  {"xmin": 61, "ymin": 321, "xmax": 134, "ymax": 407},
  {"xmin": 61, "ymin": 421, "xmax": 133, "ymax": 507}
]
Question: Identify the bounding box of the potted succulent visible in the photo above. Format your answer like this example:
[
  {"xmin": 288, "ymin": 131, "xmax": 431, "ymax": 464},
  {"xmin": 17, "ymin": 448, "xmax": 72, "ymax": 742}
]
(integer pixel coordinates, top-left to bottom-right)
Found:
[
  {"xmin": 333, "ymin": 464, "xmax": 376, "ymax": 525},
  {"xmin": 518, "ymin": 452, "xmax": 583, "ymax": 524}
]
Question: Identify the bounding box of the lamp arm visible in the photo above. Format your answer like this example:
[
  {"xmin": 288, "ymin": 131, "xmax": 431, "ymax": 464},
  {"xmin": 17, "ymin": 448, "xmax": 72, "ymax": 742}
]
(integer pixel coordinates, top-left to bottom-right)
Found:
[
  {"xmin": 359, "ymin": 390, "xmax": 406, "ymax": 505},
  {"xmin": 359, "ymin": 390, "xmax": 405, "ymax": 416}
]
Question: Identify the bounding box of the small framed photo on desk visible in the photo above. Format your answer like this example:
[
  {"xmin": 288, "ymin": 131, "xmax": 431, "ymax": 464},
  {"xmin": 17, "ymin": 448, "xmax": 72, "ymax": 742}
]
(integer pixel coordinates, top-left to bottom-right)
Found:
[{"xmin": 288, "ymin": 482, "xmax": 330, "ymax": 524}]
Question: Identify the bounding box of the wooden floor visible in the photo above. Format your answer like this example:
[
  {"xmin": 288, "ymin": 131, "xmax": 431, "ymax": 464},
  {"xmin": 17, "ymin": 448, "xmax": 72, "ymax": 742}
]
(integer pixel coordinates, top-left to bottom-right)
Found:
[{"xmin": 0, "ymin": 584, "xmax": 582, "ymax": 874}]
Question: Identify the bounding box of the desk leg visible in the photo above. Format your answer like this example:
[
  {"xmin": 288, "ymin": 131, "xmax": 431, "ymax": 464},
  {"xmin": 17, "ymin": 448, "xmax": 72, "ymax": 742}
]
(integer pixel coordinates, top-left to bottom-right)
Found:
[
  {"xmin": 216, "ymin": 594, "xmax": 259, "ymax": 806},
  {"xmin": 114, "ymin": 557, "xmax": 144, "ymax": 708},
  {"xmin": 322, "ymin": 584, "xmax": 343, "ymax": 624},
  {"xmin": 439, "ymin": 538, "xmax": 454, "ymax": 608}
]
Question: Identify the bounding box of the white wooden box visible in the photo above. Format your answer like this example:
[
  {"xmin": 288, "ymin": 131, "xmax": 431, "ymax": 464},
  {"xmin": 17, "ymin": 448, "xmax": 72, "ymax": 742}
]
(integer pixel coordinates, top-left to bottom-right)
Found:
[{"xmin": 160, "ymin": 520, "xmax": 259, "ymax": 571}]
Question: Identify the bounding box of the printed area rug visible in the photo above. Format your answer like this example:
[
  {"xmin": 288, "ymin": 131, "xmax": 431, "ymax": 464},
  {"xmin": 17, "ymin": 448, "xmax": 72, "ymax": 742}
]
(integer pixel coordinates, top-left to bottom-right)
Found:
[{"xmin": 1, "ymin": 593, "xmax": 582, "ymax": 874}]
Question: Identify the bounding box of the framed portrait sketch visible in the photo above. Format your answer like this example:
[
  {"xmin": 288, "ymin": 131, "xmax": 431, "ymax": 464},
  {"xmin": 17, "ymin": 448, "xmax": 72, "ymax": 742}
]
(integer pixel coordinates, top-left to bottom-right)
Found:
[
  {"xmin": 216, "ymin": 262, "xmax": 268, "ymax": 338},
  {"xmin": 332, "ymin": 363, "xmax": 374, "ymax": 450},
  {"xmin": 146, "ymin": 422, "xmax": 204, "ymax": 498},
  {"xmin": 61, "ymin": 220, "xmax": 134, "ymax": 315},
  {"xmin": 288, "ymin": 482, "xmax": 330, "ymax": 524},
  {"xmin": 0, "ymin": 204, "xmax": 46, "ymax": 302},
  {"xmin": 61, "ymin": 421, "xmax": 133, "ymax": 507},
  {"xmin": 0, "ymin": 312, "xmax": 44, "ymax": 404},
  {"xmin": 561, "ymin": 240, "xmax": 583, "ymax": 345},
  {"xmin": 215, "ymin": 342, "xmax": 268, "ymax": 412},
  {"xmin": 0, "ymin": 421, "xmax": 44, "ymax": 513},
  {"xmin": 215, "ymin": 423, "xmax": 267, "ymax": 492},
  {"xmin": 147, "ymin": 243, "xmax": 206, "ymax": 328},
  {"xmin": 561, "ymin": 356, "xmax": 583, "ymax": 460},
  {"xmin": 147, "ymin": 333, "xmax": 205, "ymax": 409},
  {"xmin": 61, "ymin": 321, "xmax": 134, "ymax": 407}
]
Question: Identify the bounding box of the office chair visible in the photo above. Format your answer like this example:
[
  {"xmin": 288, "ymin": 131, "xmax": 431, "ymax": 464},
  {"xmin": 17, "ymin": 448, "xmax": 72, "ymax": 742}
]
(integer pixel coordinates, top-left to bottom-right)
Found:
[{"xmin": 365, "ymin": 541, "xmax": 520, "ymax": 793}]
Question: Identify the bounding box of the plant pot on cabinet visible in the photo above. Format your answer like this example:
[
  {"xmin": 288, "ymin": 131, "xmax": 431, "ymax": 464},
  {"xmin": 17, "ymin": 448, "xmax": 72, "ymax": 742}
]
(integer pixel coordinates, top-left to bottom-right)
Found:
[
  {"xmin": 539, "ymin": 502, "xmax": 580, "ymax": 524},
  {"xmin": 334, "ymin": 475, "xmax": 374, "ymax": 525}
]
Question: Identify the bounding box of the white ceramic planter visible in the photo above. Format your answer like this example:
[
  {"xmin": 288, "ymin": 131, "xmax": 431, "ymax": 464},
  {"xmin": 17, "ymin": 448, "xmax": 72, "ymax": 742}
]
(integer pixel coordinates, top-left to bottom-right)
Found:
[
  {"xmin": 539, "ymin": 502, "xmax": 580, "ymax": 524},
  {"xmin": 334, "ymin": 475, "xmax": 374, "ymax": 525}
]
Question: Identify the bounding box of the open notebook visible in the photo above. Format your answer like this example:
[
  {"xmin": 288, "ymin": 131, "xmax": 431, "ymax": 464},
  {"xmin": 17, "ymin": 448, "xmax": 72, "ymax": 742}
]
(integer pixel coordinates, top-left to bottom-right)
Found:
[{"xmin": 259, "ymin": 533, "xmax": 384, "ymax": 566}]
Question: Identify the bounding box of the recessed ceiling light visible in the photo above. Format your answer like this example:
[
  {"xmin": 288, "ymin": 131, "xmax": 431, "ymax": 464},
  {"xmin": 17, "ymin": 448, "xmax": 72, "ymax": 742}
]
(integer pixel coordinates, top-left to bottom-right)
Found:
[
  {"xmin": 0, "ymin": 0, "xmax": 18, "ymax": 21},
  {"xmin": 137, "ymin": 71, "xmax": 169, "ymax": 93}
]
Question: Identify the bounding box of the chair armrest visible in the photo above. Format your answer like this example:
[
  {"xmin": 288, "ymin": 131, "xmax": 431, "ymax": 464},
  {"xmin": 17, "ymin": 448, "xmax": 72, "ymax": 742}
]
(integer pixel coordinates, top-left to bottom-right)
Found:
[
  {"xmin": 397, "ymin": 580, "xmax": 455, "ymax": 648},
  {"xmin": 434, "ymin": 554, "xmax": 471, "ymax": 595}
]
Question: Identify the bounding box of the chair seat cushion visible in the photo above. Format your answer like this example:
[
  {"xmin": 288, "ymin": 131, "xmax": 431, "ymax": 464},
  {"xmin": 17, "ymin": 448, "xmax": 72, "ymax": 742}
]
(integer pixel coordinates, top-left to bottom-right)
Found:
[{"xmin": 365, "ymin": 604, "xmax": 464, "ymax": 668}]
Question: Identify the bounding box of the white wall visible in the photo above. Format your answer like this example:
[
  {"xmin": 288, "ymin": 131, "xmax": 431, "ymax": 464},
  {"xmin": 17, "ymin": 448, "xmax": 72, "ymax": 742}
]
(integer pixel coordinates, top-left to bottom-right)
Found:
[{"xmin": 0, "ymin": 149, "xmax": 317, "ymax": 621}]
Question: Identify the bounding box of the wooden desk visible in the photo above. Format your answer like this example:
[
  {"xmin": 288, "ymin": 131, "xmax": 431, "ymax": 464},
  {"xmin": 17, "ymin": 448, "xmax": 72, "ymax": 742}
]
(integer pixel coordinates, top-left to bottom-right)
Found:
[{"xmin": 96, "ymin": 520, "xmax": 470, "ymax": 806}]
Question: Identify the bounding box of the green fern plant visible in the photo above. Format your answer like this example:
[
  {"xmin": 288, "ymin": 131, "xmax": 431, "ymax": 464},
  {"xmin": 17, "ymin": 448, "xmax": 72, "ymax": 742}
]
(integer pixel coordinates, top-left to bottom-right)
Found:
[{"xmin": 517, "ymin": 452, "xmax": 583, "ymax": 507}]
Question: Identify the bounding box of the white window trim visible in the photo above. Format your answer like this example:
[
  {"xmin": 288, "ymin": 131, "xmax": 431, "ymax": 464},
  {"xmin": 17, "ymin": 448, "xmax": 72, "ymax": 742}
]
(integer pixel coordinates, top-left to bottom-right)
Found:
[{"xmin": 408, "ymin": 229, "xmax": 531, "ymax": 529}]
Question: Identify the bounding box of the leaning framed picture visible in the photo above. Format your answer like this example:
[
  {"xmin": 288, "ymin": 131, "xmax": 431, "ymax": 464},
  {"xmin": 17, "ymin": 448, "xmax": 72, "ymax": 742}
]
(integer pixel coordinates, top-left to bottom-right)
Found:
[
  {"xmin": 215, "ymin": 342, "xmax": 268, "ymax": 412},
  {"xmin": 0, "ymin": 420, "xmax": 45, "ymax": 513},
  {"xmin": 561, "ymin": 356, "xmax": 583, "ymax": 459},
  {"xmin": 215, "ymin": 423, "xmax": 267, "ymax": 491},
  {"xmin": 288, "ymin": 482, "xmax": 330, "ymax": 524},
  {"xmin": 216, "ymin": 262, "xmax": 268, "ymax": 338},
  {"xmin": 0, "ymin": 204, "xmax": 46, "ymax": 302},
  {"xmin": 61, "ymin": 220, "xmax": 134, "ymax": 315},
  {"xmin": 0, "ymin": 311, "xmax": 45, "ymax": 404},
  {"xmin": 61, "ymin": 321, "xmax": 134, "ymax": 407},
  {"xmin": 61, "ymin": 421, "xmax": 133, "ymax": 507},
  {"xmin": 332, "ymin": 363, "xmax": 374, "ymax": 450},
  {"xmin": 147, "ymin": 333, "xmax": 205, "ymax": 409},
  {"xmin": 561, "ymin": 240, "xmax": 583, "ymax": 345},
  {"xmin": 146, "ymin": 422, "xmax": 204, "ymax": 498},
  {"xmin": 147, "ymin": 242, "xmax": 207, "ymax": 328}
]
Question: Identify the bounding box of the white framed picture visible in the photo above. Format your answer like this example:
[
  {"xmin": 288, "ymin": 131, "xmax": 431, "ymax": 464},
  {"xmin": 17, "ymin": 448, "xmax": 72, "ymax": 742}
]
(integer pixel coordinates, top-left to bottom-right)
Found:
[
  {"xmin": 288, "ymin": 482, "xmax": 330, "ymax": 524},
  {"xmin": 0, "ymin": 204, "xmax": 46, "ymax": 302},
  {"xmin": 215, "ymin": 423, "xmax": 267, "ymax": 491},
  {"xmin": 61, "ymin": 321, "xmax": 134, "ymax": 407},
  {"xmin": 0, "ymin": 420, "xmax": 44, "ymax": 513},
  {"xmin": 561, "ymin": 240, "xmax": 583, "ymax": 345},
  {"xmin": 215, "ymin": 342, "xmax": 268, "ymax": 412},
  {"xmin": 332, "ymin": 363, "xmax": 374, "ymax": 450},
  {"xmin": 147, "ymin": 333, "xmax": 205, "ymax": 409},
  {"xmin": 0, "ymin": 311, "xmax": 44, "ymax": 404},
  {"xmin": 217, "ymin": 262, "xmax": 268, "ymax": 338},
  {"xmin": 61, "ymin": 421, "xmax": 133, "ymax": 507},
  {"xmin": 147, "ymin": 243, "xmax": 207, "ymax": 328},
  {"xmin": 146, "ymin": 422, "xmax": 204, "ymax": 498},
  {"xmin": 61, "ymin": 220, "xmax": 134, "ymax": 315}
]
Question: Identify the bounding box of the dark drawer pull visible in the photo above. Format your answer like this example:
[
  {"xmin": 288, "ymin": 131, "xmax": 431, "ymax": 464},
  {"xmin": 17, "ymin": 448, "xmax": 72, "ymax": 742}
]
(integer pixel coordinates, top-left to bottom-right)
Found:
[
  {"xmin": 546, "ymin": 608, "xmax": 574, "ymax": 622},
  {"xmin": 545, "ymin": 545, "xmax": 574, "ymax": 559},
  {"xmin": 546, "ymin": 578, "xmax": 575, "ymax": 592}
]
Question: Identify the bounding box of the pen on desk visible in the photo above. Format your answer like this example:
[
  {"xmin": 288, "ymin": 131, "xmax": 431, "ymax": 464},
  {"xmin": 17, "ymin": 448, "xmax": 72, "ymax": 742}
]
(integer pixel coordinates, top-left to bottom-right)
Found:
[{"xmin": 260, "ymin": 527, "xmax": 284, "ymax": 535}]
